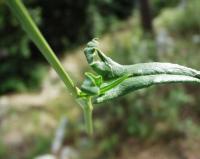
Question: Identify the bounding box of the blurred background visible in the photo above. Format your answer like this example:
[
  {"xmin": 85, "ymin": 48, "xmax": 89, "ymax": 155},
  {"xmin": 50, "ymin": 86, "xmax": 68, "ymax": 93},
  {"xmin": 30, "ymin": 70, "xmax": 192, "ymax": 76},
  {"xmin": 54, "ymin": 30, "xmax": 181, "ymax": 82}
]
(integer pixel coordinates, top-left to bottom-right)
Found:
[{"xmin": 0, "ymin": 0, "xmax": 200, "ymax": 158}]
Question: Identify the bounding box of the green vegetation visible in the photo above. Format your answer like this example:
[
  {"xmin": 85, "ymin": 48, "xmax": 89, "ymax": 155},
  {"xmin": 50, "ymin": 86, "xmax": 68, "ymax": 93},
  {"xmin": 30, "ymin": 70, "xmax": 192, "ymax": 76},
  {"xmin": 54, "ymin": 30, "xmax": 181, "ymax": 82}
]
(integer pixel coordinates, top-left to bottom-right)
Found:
[
  {"xmin": 6, "ymin": 0, "xmax": 76, "ymax": 97},
  {"xmin": 6, "ymin": 0, "xmax": 200, "ymax": 136},
  {"xmin": 1, "ymin": 0, "xmax": 200, "ymax": 158},
  {"xmin": 0, "ymin": 0, "xmax": 135, "ymax": 94},
  {"xmin": 97, "ymin": 8, "xmax": 200, "ymax": 143},
  {"xmin": 0, "ymin": 0, "xmax": 44, "ymax": 94},
  {"xmin": 155, "ymin": 0, "xmax": 200, "ymax": 34}
]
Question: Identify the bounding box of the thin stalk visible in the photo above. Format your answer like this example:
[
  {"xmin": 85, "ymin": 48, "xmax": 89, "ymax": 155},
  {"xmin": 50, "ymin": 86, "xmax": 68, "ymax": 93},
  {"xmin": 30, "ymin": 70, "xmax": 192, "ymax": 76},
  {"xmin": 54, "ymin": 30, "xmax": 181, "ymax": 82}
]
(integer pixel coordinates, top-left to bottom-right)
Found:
[
  {"xmin": 82, "ymin": 97, "xmax": 93, "ymax": 135},
  {"xmin": 6, "ymin": 0, "xmax": 77, "ymax": 96}
]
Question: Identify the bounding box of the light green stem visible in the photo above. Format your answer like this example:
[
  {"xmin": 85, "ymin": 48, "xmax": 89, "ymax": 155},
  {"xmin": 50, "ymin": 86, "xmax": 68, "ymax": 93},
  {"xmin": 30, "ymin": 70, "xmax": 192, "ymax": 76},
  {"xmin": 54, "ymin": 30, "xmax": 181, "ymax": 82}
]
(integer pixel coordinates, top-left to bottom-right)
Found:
[
  {"xmin": 6, "ymin": 0, "xmax": 76, "ymax": 96},
  {"xmin": 83, "ymin": 97, "xmax": 93, "ymax": 135}
]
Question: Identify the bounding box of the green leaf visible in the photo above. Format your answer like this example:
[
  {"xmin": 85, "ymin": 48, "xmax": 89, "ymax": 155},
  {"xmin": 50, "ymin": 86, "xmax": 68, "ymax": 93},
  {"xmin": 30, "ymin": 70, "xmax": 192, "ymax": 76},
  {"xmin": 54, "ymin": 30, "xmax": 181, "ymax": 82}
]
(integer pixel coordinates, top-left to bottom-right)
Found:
[
  {"xmin": 100, "ymin": 74, "xmax": 129, "ymax": 94},
  {"xmin": 83, "ymin": 39, "xmax": 200, "ymax": 103},
  {"xmin": 84, "ymin": 39, "xmax": 200, "ymax": 80},
  {"xmin": 80, "ymin": 72, "xmax": 102, "ymax": 95},
  {"xmin": 95, "ymin": 74, "xmax": 200, "ymax": 103}
]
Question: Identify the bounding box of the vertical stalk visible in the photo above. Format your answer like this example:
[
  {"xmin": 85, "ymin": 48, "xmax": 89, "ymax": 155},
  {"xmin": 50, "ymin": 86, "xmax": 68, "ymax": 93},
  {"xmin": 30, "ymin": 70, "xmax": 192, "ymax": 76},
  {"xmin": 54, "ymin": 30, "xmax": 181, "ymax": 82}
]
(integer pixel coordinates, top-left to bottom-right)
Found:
[
  {"xmin": 6, "ymin": 0, "xmax": 77, "ymax": 96},
  {"xmin": 82, "ymin": 97, "xmax": 93, "ymax": 135}
]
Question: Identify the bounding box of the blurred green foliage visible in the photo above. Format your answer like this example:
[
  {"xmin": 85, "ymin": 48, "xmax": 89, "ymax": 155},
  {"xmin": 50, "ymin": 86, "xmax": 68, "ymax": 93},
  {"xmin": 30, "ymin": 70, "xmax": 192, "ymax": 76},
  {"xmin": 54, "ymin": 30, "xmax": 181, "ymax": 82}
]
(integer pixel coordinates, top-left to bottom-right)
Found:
[
  {"xmin": 0, "ymin": 140, "xmax": 7, "ymax": 159},
  {"xmin": 151, "ymin": 0, "xmax": 179, "ymax": 16},
  {"xmin": 27, "ymin": 135, "xmax": 52, "ymax": 159},
  {"xmin": 155, "ymin": 0, "xmax": 200, "ymax": 34},
  {"xmin": 1, "ymin": 1, "xmax": 200, "ymax": 158},
  {"xmin": 0, "ymin": 0, "xmax": 135, "ymax": 94},
  {"xmin": 0, "ymin": 135, "xmax": 51, "ymax": 159},
  {"xmin": 0, "ymin": 0, "xmax": 45, "ymax": 94}
]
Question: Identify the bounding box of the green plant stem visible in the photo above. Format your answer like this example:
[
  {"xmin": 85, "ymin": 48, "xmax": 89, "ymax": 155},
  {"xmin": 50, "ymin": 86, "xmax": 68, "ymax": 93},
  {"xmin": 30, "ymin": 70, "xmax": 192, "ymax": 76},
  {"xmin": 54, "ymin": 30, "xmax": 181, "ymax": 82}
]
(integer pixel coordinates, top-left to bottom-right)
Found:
[
  {"xmin": 6, "ymin": 0, "xmax": 76, "ymax": 96},
  {"xmin": 83, "ymin": 97, "xmax": 93, "ymax": 135}
]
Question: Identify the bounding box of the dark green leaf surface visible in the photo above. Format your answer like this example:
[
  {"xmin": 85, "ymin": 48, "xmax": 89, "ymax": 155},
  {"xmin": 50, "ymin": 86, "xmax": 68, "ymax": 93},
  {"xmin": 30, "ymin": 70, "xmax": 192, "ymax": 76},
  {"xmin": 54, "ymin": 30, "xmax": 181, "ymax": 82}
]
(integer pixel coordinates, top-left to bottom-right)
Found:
[{"xmin": 82, "ymin": 39, "xmax": 200, "ymax": 103}]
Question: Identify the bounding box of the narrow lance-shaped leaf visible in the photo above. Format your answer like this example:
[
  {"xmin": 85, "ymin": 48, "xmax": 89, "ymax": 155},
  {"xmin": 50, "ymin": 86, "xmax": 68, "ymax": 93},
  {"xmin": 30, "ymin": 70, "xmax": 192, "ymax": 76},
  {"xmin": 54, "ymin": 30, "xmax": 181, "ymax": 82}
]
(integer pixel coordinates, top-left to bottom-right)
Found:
[
  {"xmin": 84, "ymin": 39, "xmax": 200, "ymax": 80},
  {"xmin": 95, "ymin": 74, "xmax": 200, "ymax": 103},
  {"xmin": 83, "ymin": 39, "xmax": 200, "ymax": 103},
  {"xmin": 80, "ymin": 72, "xmax": 129, "ymax": 96}
]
